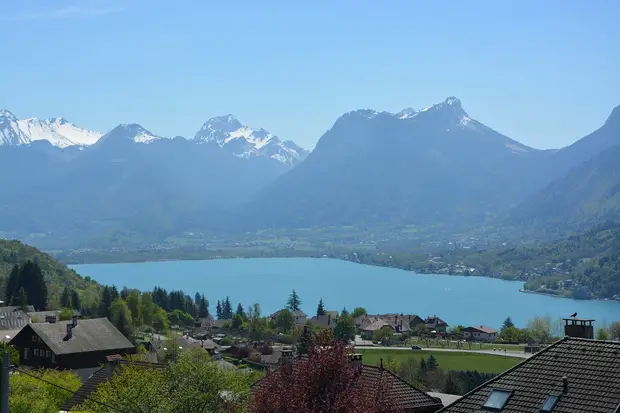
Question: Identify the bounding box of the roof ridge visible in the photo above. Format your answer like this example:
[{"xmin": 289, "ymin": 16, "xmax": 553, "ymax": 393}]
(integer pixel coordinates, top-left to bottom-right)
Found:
[
  {"xmin": 436, "ymin": 337, "xmax": 569, "ymax": 412},
  {"xmin": 362, "ymin": 363, "xmax": 443, "ymax": 405}
]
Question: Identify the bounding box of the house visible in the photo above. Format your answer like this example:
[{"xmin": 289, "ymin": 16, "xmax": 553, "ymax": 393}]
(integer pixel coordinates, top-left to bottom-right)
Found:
[
  {"xmin": 270, "ymin": 309, "xmax": 308, "ymax": 325},
  {"xmin": 0, "ymin": 306, "xmax": 31, "ymax": 330},
  {"xmin": 178, "ymin": 335, "xmax": 219, "ymax": 355},
  {"xmin": 440, "ymin": 318, "xmax": 620, "ymax": 413},
  {"xmin": 27, "ymin": 309, "xmax": 81, "ymax": 323},
  {"xmin": 462, "ymin": 325, "xmax": 498, "ymax": 342},
  {"xmin": 9, "ymin": 316, "xmax": 135, "ymax": 369},
  {"xmin": 251, "ymin": 353, "xmax": 444, "ymax": 412},
  {"xmin": 60, "ymin": 356, "xmax": 166, "ymax": 412},
  {"xmin": 360, "ymin": 318, "xmax": 394, "ymax": 340},
  {"xmin": 426, "ymin": 316, "xmax": 448, "ymax": 333},
  {"xmin": 356, "ymin": 314, "xmax": 425, "ymax": 332},
  {"xmin": 0, "ymin": 306, "xmax": 31, "ymax": 342},
  {"xmin": 309, "ymin": 313, "xmax": 338, "ymax": 329}
]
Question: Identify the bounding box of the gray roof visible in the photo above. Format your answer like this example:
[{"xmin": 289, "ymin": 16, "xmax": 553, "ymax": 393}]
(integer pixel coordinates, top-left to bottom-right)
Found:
[
  {"xmin": 0, "ymin": 307, "xmax": 30, "ymax": 330},
  {"xmin": 16, "ymin": 318, "xmax": 134, "ymax": 355},
  {"xmin": 28, "ymin": 309, "xmax": 82, "ymax": 320},
  {"xmin": 439, "ymin": 337, "xmax": 620, "ymax": 413}
]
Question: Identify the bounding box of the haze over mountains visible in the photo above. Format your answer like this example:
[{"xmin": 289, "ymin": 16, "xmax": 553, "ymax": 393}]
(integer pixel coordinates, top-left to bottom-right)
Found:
[{"xmin": 0, "ymin": 97, "xmax": 618, "ymax": 248}]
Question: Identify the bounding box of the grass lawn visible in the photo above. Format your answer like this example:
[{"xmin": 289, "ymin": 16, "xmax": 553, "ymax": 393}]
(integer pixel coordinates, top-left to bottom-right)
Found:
[
  {"xmin": 407, "ymin": 339, "xmax": 526, "ymax": 352},
  {"xmin": 357, "ymin": 349, "xmax": 521, "ymax": 374}
]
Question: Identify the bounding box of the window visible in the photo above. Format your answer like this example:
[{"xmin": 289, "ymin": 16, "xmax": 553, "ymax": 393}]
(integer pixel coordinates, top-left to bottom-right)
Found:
[
  {"xmin": 32, "ymin": 335, "xmax": 38, "ymax": 342},
  {"xmin": 46, "ymin": 350, "xmax": 50, "ymax": 358},
  {"xmin": 541, "ymin": 394, "xmax": 560, "ymax": 412},
  {"xmin": 483, "ymin": 389, "xmax": 512, "ymax": 411},
  {"xmin": 51, "ymin": 353, "xmax": 56, "ymax": 363},
  {"xmin": 24, "ymin": 348, "xmax": 29, "ymax": 360},
  {"xmin": 34, "ymin": 349, "xmax": 39, "ymax": 356}
]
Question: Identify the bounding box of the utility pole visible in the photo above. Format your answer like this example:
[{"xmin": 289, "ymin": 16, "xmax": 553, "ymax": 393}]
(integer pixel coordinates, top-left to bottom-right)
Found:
[{"xmin": 1, "ymin": 351, "xmax": 10, "ymax": 413}]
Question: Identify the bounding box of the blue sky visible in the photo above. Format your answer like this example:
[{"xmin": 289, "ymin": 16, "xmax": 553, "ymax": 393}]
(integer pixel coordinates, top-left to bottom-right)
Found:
[{"xmin": 1, "ymin": 0, "xmax": 618, "ymax": 149}]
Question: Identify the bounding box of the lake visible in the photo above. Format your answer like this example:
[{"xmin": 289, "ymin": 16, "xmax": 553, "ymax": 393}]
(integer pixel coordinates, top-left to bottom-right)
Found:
[{"xmin": 71, "ymin": 257, "xmax": 620, "ymax": 329}]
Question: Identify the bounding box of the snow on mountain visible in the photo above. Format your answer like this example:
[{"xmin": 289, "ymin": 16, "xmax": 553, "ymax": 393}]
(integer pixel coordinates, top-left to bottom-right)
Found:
[
  {"xmin": 0, "ymin": 109, "xmax": 30, "ymax": 146},
  {"xmin": 96, "ymin": 124, "xmax": 162, "ymax": 145},
  {"xmin": 0, "ymin": 109, "xmax": 102, "ymax": 148},
  {"xmin": 194, "ymin": 114, "xmax": 309, "ymax": 165},
  {"xmin": 17, "ymin": 117, "xmax": 102, "ymax": 148}
]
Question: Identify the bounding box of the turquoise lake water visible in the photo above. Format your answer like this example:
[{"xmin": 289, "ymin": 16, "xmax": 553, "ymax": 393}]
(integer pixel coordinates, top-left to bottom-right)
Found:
[{"xmin": 71, "ymin": 257, "xmax": 620, "ymax": 329}]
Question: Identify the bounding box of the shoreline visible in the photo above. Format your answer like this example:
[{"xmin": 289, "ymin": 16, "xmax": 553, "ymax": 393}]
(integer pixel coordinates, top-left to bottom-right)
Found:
[{"xmin": 63, "ymin": 254, "xmax": 620, "ymax": 301}]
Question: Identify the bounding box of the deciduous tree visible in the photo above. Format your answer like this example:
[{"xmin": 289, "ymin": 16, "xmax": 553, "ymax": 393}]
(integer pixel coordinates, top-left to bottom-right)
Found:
[
  {"xmin": 275, "ymin": 309, "xmax": 295, "ymax": 333},
  {"xmin": 109, "ymin": 298, "xmax": 134, "ymax": 338},
  {"xmin": 351, "ymin": 307, "xmax": 367, "ymax": 319},
  {"xmin": 251, "ymin": 331, "xmax": 393, "ymax": 413},
  {"xmin": 333, "ymin": 315, "xmax": 355, "ymax": 342}
]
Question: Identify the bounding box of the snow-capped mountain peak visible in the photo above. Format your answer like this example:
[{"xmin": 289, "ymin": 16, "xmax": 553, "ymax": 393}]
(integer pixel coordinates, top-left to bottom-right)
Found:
[
  {"xmin": 0, "ymin": 109, "xmax": 103, "ymax": 148},
  {"xmin": 0, "ymin": 109, "xmax": 30, "ymax": 146},
  {"xmin": 195, "ymin": 115, "xmax": 308, "ymax": 165},
  {"xmin": 17, "ymin": 116, "xmax": 103, "ymax": 148},
  {"xmin": 396, "ymin": 96, "xmax": 472, "ymax": 126},
  {"xmin": 98, "ymin": 123, "xmax": 162, "ymax": 145}
]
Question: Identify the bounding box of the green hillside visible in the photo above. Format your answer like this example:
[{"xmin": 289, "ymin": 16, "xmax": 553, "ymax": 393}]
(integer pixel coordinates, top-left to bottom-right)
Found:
[{"xmin": 0, "ymin": 239, "xmax": 100, "ymax": 308}]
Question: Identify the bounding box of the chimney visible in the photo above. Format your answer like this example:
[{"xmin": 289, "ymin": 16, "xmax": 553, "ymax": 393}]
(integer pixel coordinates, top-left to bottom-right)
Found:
[
  {"xmin": 281, "ymin": 348, "xmax": 294, "ymax": 374},
  {"xmin": 348, "ymin": 353, "xmax": 363, "ymax": 367},
  {"xmin": 563, "ymin": 318, "xmax": 594, "ymax": 339},
  {"xmin": 562, "ymin": 376, "xmax": 568, "ymax": 394},
  {"xmin": 66, "ymin": 324, "xmax": 72, "ymax": 339},
  {"xmin": 72, "ymin": 315, "xmax": 78, "ymax": 327},
  {"xmin": 105, "ymin": 355, "xmax": 122, "ymax": 381},
  {"xmin": 328, "ymin": 314, "xmax": 332, "ymax": 326}
]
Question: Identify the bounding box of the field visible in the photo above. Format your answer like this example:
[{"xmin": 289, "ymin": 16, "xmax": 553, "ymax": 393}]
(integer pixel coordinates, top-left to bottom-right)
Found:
[
  {"xmin": 407, "ymin": 338, "xmax": 526, "ymax": 352},
  {"xmin": 357, "ymin": 349, "xmax": 522, "ymax": 373}
]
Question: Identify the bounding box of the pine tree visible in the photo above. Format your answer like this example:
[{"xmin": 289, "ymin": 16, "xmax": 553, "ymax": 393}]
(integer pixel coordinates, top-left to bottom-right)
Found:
[
  {"xmin": 223, "ymin": 297, "xmax": 233, "ymax": 319},
  {"xmin": 99, "ymin": 286, "xmax": 113, "ymax": 318},
  {"xmin": 184, "ymin": 295, "xmax": 197, "ymax": 318},
  {"xmin": 341, "ymin": 307, "xmax": 349, "ymax": 316},
  {"xmin": 195, "ymin": 292, "xmax": 201, "ymax": 307},
  {"xmin": 71, "ymin": 290, "xmax": 81, "ymax": 311},
  {"xmin": 17, "ymin": 287, "xmax": 28, "ymax": 311},
  {"xmin": 297, "ymin": 325, "xmax": 313, "ymax": 355},
  {"xmin": 502, "ymin": 317, "xmax": 515, "ymax": 331},
  {"xmin": 235, "ymin": 303, "xmax": 246, "ymax": 319},
  {"xmin": 19, "ymin": 261, "xmax": 47, "ymax": 310},
  {"xmin": 198, "ymin": 295, "xmax": 209, "ymax": 318},
  {"xmin": 316, "ymin": 298, "xmax": 325, "ymax": 317},
  {"xmin": 216, "ymin": 300, "xmax": 222, "ymax": 320},
  {"xmin": 286, "ymin": 290, "xmax": 302, "ymax": 312},
  {"xmin": 60, "ymin": 287, "xmax": 72, "ymax": 308},
  {"xmin": 5, "ymin": 264, "xmax": 20, "ymax": 304}
]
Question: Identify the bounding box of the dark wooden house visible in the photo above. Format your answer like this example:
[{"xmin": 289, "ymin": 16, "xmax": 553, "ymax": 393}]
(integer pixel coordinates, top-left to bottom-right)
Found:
[{"xmin": 9, "ymin": 316, "xmax": 135, "ymax": 369}]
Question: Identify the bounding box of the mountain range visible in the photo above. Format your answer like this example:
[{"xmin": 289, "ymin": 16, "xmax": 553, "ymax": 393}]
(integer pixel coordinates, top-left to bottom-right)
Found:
[{"xmin": 0, "ymin": 97, "xmax": 618, "ymax": 248}]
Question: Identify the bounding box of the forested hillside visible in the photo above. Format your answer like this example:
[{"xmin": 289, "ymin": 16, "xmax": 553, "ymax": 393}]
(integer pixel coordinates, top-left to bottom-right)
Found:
[
  {"xmin": 0, "ymin": 239, "xmax": 99, "ymax": 308},
  {"xmin": 349, "ymin": 221, "xmax": 620, "ymax": 299}
]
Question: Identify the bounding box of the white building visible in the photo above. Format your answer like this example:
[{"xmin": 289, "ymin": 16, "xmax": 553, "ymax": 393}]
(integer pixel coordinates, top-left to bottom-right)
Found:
[{"xmin": 463, "ymin": 325, "xmax": 499, "ymax": 342}]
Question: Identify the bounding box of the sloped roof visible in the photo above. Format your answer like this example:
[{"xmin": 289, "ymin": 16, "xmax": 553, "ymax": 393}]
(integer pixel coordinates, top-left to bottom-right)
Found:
[
  {"xmin": 439, "ymin": 337, "xmax": 620, "ymax": 413},
  {"xmin": 14, "ymin": 318, "xmax": 134, "ymax": 355},
  {"xmin": 0, "ymin": 307, "xmax": 29, "ymax": 330},
  {"xmin": 60, "ymin": 359, "xmax": 166, "ymax": 411},
  {"xmin": 252, "ymin": 362, "xmax": 443, "ymax": 411},
  {"xmin": 361, "ymin": 319, "xmax": 390, "ymax": 332},
  {"xmin": 28, "ymin": 309, "xmax": 81, "ymax": 320},
  {"xmin": 463, "ymin": 325, "xmax": 498, "ymax": 334},
  {"xmin": 269, "ymin": 309, "xmax": 308, "ymax": 319}
]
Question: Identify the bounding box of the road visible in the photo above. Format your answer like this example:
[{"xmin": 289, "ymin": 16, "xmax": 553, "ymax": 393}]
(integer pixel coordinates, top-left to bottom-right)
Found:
[{"xmin": 353, "ymin": 345, "xmax": 531, "ymax": 359}]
